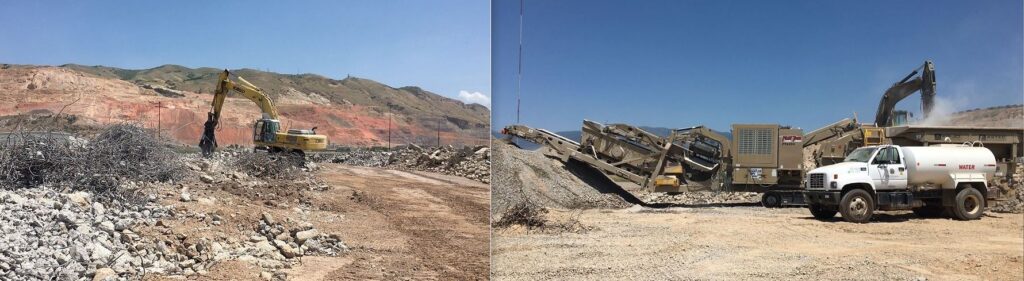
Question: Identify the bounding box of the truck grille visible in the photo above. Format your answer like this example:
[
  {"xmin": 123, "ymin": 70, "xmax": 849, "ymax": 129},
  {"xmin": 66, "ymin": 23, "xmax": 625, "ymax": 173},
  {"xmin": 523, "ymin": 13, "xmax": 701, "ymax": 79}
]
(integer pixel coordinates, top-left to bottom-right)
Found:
[{"xmin": 808, "ymin": 173, "xmax": 825, "ymax": 189}]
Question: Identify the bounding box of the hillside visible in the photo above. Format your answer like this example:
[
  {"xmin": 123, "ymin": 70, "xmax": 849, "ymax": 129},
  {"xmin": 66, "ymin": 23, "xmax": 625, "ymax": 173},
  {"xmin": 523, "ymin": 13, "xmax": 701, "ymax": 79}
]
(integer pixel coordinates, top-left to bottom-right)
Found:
[
  {"xmin": 0, "ymin": 63, "xmax": 489, "ymax": 147},
  {"xmin": 943, "ymin": 104, "xmax": 1023, "ymax": 128}
]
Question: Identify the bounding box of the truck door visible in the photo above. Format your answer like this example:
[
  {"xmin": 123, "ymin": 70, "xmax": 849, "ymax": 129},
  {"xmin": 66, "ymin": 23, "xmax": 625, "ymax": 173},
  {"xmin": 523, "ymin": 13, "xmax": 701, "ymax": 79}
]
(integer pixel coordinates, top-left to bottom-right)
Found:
[
  {"xmin": 869, "ymin": 147, "xmax": 891, "ymax": 190},
  {"xmin": 887, "ymin": 147, "xmax": 908, "ymax": 189},
  {"xmin": 870, "ymin": 147, "xmax": 906, "ymax": 190}
]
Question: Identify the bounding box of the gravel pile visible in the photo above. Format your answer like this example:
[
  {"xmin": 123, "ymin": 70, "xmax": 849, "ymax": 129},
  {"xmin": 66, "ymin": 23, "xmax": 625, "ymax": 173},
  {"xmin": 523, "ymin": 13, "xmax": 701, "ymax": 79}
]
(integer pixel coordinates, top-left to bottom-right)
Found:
[
  {"xmin": 318, "ymin": 145, "xmax": 491, "ymax": 183},
  {"xmin": 491, "ymin": 140, "xmax": 634, "ymax": 221}
]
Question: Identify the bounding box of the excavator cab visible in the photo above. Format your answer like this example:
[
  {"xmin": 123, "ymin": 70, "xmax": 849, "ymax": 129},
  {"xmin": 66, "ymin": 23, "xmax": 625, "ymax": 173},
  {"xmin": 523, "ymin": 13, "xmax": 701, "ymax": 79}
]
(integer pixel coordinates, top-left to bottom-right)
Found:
[{"xmin": 253, "ymin": 118, "xmax": 280, "ymax": 144}]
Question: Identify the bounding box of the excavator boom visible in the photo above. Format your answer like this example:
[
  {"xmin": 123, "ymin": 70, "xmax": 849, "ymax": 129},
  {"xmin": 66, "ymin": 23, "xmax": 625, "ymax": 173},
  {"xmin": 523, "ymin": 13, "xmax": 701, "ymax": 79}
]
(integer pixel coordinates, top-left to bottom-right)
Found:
[{"xmin": 873, "ymin": 60, "xmax": 936, "ymax": 127}]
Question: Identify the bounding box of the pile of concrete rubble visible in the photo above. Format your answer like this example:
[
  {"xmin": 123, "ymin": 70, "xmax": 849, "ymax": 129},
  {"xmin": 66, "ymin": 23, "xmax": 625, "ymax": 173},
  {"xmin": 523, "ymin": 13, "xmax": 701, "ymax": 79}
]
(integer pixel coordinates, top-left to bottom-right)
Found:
[
  {"xmin": 187, "ymin": 150, "xmax": 328, "ymax": 191},
  {"xmin": 321, "ymin": 145, "xmax": 491, "ymax": 183},
  {"xmin": 252, "ymin": 212, "xmax": 348, "ymax": 259},
  {"xmin": 0, "ymin": 138, "xmax": 344, "ymax": 280},
  {"xmin": 0, "ymin": 187, "xmax": 172, "ymax": 280},
  {"xmin": 990, "ymin": 164, "xmax": 1024, "ymax": 213},
  {"xmin": 0, "ymin": 182, "xmax": 347, "ymax": 281}
]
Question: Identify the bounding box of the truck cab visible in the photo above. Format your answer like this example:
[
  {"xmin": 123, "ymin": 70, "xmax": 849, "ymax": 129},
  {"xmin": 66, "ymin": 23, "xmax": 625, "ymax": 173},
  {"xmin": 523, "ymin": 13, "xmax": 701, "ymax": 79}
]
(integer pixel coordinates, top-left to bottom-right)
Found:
[
  {"xmin": 812, "ymin": 146, "xmax": 908, "ymax": 192},
  {"xmin": 804, "ymin": 145, "xmax": 993, "ymax": 223}
]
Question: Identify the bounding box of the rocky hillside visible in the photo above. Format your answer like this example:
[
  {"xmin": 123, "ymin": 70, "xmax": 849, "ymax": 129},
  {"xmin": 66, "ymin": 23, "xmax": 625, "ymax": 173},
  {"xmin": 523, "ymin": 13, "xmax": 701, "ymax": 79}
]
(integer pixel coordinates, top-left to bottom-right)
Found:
[
  {"xmin": 0, "ymin": 63, "xmax": 489, "ymax": 147},
  {"xmin": 944, "ymin": 104, "xmax": 1023, "ymax": 128}
]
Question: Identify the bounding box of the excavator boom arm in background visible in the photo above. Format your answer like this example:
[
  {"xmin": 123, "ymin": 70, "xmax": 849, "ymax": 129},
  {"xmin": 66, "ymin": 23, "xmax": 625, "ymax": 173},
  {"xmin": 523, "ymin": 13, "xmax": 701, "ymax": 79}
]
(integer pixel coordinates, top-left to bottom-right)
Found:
[
  {"xmin": 874, "ymin": 60, "xmax": 936, "ymax": 127},
  {"xmin": 208, "ymin": 70, "xmax": 280, "ymax": 121}
]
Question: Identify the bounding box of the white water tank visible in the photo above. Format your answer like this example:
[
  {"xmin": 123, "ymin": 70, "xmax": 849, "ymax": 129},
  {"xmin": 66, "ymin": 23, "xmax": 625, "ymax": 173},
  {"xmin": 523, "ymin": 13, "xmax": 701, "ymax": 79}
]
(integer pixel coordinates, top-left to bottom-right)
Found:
[{"xmin": 902, "ymin": 146, "xmax": 997, "ymax": 186}]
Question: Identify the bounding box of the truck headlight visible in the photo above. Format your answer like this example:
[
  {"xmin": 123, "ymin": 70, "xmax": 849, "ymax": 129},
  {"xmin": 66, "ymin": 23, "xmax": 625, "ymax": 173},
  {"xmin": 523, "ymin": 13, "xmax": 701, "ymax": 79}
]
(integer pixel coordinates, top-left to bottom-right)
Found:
[{"xmin": 830, "ymin": 182, "xmax": 838, "ymax": 189}]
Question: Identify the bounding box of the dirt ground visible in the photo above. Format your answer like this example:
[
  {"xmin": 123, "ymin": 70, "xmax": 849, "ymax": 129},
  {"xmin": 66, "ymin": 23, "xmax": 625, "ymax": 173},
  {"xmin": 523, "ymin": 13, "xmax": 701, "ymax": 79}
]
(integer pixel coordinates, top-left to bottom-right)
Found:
[
  {"xmin": 148, "ymin": 163, "xmax": 489, "ymax": 280},
  {"xmin": 311, "ymin": 164, "xmax": 490, "ymax": 280},
  {"xmin": 492, "ymin": 206, "xmax": 1024, "ymax": 280}
]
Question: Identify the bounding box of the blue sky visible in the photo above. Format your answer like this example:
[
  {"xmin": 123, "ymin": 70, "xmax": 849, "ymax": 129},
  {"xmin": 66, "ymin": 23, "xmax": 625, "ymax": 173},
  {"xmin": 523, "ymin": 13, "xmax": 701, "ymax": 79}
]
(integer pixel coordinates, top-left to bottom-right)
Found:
[
  {"xmin": 0, "ymin": 0, "xmax": 490, "ymax": 107},
  {"xmin": 493, "ymin": 0, "xmax": 1024, "ymax": 132}
]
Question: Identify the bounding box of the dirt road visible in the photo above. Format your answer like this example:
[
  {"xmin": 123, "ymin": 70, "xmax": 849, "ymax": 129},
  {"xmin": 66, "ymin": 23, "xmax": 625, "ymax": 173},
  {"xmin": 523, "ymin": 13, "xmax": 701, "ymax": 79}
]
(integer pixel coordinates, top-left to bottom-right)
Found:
[
  {"xmin": 310, "ymin": 164, "xmax": 490, "ymax": 280},
  {"xmin": 492, "ymin": 206, "xmax": 1023, "ymax": 280},
  {"xmin": 160, "ymin": 163, "xmax": 489, "ymax": 280}
]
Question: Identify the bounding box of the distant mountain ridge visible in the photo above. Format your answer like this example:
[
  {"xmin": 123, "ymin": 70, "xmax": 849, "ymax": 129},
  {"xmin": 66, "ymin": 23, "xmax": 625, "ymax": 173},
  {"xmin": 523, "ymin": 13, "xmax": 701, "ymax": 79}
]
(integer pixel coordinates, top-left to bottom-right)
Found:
[
  {"xmin": 0, "ymin": 63, "xmax": 489, "ymax": 146},
  {"xmin": 58, "ymin": 64, "xmax": 489, "ymax": 128}
]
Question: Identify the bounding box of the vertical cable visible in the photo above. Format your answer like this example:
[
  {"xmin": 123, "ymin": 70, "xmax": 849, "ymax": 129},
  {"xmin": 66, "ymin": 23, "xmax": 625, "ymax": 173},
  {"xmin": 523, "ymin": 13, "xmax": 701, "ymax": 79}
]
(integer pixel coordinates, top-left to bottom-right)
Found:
[{"xmin": 516, "ymin": 0, "xmax": 523, "ymax": 124}]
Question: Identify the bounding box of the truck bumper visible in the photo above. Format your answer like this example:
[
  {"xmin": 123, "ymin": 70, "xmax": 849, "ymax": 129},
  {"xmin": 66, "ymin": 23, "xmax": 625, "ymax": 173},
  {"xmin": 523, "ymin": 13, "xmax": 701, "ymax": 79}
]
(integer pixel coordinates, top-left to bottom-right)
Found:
[{"xmin": 804, "ymin": 191, "xmax": 841, "ymax": 206}]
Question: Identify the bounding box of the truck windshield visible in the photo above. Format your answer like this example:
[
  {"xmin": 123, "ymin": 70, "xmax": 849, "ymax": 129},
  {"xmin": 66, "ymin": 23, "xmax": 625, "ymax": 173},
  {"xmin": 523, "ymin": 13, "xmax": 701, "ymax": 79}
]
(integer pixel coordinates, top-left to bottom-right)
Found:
[{"xmin": 844, "ymin": 147, "xmax": 878, "ymax": 163}]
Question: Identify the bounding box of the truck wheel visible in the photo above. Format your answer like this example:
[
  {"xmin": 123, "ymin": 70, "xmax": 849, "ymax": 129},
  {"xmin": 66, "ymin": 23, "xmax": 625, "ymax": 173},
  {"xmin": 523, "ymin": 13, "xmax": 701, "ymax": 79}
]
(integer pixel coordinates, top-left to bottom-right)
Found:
[
  {"xmin": 808, "ymin": 204, "xmax": 837, "ymax": 220},
  {"xmin": 911, "ymin": 206, "xmax": 945, "ymax": 218},
  {"xmin": 951, "ymin": 187, "xmax": 984, "ymax": 220},
  {"xmin": 761, "ymin": 193, "xmax": 781, "ymax": 208},
  {"xmin": 839, "ymin": 189, "xmax": 874, "ymax": 223}
]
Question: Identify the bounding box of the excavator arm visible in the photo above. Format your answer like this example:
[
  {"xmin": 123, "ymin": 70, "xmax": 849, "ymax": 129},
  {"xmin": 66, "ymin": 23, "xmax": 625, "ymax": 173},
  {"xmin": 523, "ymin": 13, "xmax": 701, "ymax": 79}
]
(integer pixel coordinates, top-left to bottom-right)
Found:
[
  {"xmin": 199, "ymin": 70, "xmax": 281, "ymax": 156},
  {"xmin": 874, "ymin": 60, "xmax": 936, "ymax": 127},
  {"xmin": 209, "ymin": 70, "xmax": 279, "ymax": 121}
]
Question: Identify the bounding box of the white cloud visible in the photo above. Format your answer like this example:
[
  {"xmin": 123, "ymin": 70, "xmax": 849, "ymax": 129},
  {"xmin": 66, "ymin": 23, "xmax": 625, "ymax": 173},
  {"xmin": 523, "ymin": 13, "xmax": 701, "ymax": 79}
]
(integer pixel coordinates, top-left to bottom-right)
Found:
[{"xmin": 457, "ymin": 90, "xmax": 491, "ymax": 108}]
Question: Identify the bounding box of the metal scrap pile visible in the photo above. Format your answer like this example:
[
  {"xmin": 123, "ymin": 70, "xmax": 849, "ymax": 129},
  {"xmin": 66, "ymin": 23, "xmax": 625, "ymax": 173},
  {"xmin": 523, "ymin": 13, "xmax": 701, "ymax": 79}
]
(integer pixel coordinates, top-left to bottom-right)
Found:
[
  {"xmin": 0, "ymin": 124, "xmax": 186, "ymax": 201},
  {"xmin": 320, "ymin": 145, "xmax": 491, "ymax": 183}
]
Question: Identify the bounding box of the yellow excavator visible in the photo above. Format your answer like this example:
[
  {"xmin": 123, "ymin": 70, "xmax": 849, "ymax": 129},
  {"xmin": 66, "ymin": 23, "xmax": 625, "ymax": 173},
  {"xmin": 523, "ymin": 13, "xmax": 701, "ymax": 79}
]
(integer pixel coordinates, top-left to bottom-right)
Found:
[{"xmin": 199, "ymin": 70, "xmax": 328, "ymax": 157}]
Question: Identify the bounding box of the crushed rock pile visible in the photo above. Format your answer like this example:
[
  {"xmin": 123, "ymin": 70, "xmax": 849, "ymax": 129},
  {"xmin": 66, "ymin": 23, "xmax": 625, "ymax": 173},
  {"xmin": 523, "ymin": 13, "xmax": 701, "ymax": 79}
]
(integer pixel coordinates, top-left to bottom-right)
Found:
[
  {"xmin": 639, "ymin": 191, "xmax": 761, "ymax": 205},
  {"xmin": 317, "ymin": 144, "xmax": 490, "ymax": 183},
  {"xmin": 491, "ymin": 140, "xmax": 633, "ymax": 221}
]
